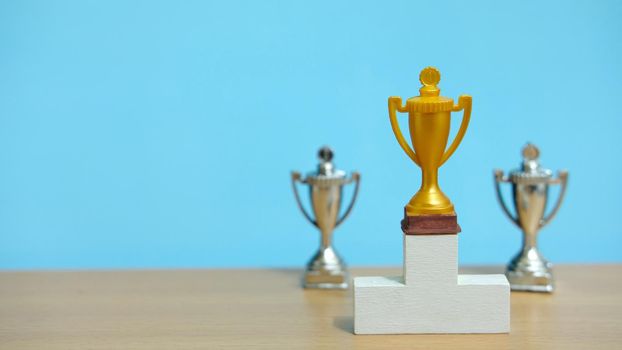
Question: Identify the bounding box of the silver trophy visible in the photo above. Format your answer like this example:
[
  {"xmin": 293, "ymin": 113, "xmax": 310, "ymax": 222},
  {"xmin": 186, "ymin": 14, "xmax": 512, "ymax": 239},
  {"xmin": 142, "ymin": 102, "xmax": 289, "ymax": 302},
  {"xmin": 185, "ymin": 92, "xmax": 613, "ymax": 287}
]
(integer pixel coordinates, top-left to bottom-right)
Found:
[
  {"xmin": 494, "ymin": 144, "xmax": 568, "ymax": 292},
  {"xmin": 291, "ymin": 146, "xmax": 360, "ymax": 289}
]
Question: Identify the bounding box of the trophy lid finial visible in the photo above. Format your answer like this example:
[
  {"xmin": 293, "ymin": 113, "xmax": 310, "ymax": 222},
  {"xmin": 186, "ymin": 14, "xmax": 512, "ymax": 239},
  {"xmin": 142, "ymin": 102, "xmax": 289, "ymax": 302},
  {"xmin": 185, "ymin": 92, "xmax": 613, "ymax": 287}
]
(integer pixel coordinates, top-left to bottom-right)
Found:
[
  {"xmin": 510, "ymin": 143, "xmax": 552, "ymax": 182},
  {"xmin": 522, "ymin": 143, "xmax": 540, "ymax": 161},
  {"xmin": 316, "ymin": 146, "xmax": 344, "ymax": 177},
  {"xmin": 318, "ymin": 146, "xmax": 334, "ymax": 163},
  {"xmin": 407, "ymin": 66, "xmax": 454, "ymax": 112},
  {"xmin": 300, "ymin": 146, "xmax": 347, "ymax": 184},
  {"xmin": 522, "ymin": 143, "xmax": 541, "ymax": 172},
  {"xmin": 419, "ymin": 67, "xmax": 441, "ymax": 97}
]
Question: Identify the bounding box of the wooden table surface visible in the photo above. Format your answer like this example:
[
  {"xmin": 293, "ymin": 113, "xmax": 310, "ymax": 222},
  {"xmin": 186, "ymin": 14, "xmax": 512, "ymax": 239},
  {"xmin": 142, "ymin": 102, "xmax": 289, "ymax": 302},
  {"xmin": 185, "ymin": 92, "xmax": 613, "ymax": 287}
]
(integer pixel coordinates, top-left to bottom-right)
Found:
[{"xmin": 1, "ymin": 265, "xmax": 621, "ymax": 349}]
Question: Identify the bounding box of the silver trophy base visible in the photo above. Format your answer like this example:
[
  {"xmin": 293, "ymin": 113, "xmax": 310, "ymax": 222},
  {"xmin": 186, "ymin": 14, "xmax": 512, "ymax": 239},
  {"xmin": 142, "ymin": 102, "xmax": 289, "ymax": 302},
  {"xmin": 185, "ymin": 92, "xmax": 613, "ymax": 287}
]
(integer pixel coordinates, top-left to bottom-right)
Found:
[
  {"xmin": 304, "ymin": 271, "xmax": 349, "ymax": 290},
  {"xmin": 303, "ymin": 247, "xmax": 349, "ymax": 290},
  {"xmin": 506, "ymin": 269, "xmax": 554, "ymax": 293},
  {"xmin": 506, "ymin": 248, "xmax": 554, "ymax": 293}
]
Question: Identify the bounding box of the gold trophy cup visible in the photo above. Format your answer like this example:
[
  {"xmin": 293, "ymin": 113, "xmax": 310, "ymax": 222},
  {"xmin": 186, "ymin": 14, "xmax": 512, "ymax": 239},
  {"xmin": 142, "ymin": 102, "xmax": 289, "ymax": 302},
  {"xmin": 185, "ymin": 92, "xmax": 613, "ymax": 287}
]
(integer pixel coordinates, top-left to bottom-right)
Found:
[{"xmin": 389, "ymin": 67, "xmax": 471, "ymax": 226}]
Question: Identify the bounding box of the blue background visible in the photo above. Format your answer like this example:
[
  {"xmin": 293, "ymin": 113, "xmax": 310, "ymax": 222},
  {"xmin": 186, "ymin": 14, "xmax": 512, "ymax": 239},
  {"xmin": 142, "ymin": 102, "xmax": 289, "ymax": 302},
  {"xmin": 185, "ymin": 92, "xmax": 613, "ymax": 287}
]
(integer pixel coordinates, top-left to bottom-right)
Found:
[{"xmin": 1, "ymin": 0, "xmax": 621, "ymax": 269}]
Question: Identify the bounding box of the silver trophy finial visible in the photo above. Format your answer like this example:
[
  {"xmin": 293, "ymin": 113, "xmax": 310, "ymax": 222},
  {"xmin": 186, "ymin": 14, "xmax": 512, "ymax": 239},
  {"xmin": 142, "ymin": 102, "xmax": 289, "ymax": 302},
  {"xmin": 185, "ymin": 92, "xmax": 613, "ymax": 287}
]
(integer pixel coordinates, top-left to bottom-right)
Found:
[
  {"xmin": 317, "ymin": 146, "xmax": 335, "ymax": 176},
  {"xmin": 291, "ymin": 147, "xmax": 360, "ymax": 289},
  {"xmin": 522, "ymin": 143, "xmax": 539, "ymax": 160},
  {"xmin": 494, "ymin": 144, "xmax": 568, "ymax": 292}
]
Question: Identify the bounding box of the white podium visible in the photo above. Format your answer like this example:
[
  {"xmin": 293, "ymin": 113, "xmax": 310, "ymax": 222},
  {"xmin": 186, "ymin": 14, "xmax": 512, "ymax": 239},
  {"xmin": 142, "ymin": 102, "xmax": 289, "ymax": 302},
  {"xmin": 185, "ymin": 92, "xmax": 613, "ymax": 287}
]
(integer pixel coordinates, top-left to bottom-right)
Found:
[{"xmin": 354, "ymin": 233, "xmax": 510, "ymax": 334}]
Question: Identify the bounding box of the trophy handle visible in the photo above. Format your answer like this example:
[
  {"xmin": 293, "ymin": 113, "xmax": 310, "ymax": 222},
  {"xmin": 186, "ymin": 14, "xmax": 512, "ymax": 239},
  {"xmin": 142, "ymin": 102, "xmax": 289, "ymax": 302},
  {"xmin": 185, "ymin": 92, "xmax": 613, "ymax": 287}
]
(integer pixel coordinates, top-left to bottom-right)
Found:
[
  {"xmin": 335, "ymin": 172, "xmax": 361, "ymax": 228},
  {"xmin": 440, "ymin": 95, "xmax": 472, "ymax": 166},
  {"xmin": 291, "ymin": 172, "xmax": 318, "ymax": 228},
  {"xmin": 494, "ymin": 169, "xmax": 520, "ymax": 227},
  {"xmin": 388, "ymin": 97, "xmax": 419, "ymax": 165},
  {"xmin": 540, "ymin": 170, "xmax": 569, "ymax": 228}
]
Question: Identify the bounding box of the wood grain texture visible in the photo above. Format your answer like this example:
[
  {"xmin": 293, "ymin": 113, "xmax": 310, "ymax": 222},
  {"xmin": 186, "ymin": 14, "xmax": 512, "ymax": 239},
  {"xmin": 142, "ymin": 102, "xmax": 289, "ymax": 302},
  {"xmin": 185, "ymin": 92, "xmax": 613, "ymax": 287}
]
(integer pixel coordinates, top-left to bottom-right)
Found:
[{"xmin": 0, "ymin": 265, "xmax": 621, "ymax": 349}]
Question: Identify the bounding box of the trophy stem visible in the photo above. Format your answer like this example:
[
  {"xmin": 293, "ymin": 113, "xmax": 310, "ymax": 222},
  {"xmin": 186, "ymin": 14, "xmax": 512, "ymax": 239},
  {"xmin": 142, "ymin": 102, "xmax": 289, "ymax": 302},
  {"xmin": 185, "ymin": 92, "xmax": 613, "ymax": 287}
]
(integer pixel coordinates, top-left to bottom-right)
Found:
[
  {"xmin": 521, "ymin": 229, "xmax": 538, "ymax": 253},
  {"xmin": 421, "ymin": 168, "xmax": 440, "ymax": 193},
  {"xmin": 406, "ymin": 167, "xmax": 454, "ymax": 215},
  {"xmin": 320, "ymin": 228, "xmax": 333, "ymax": 250}
]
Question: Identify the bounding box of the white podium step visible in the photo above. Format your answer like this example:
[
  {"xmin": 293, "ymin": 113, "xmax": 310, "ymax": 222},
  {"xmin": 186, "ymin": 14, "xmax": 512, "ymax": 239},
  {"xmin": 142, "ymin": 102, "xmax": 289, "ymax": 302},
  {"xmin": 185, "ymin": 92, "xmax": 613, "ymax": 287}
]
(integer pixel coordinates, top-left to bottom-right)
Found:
[{"xmin": 354, "ymin": 234, "xmax": 510, "ymax": 334}]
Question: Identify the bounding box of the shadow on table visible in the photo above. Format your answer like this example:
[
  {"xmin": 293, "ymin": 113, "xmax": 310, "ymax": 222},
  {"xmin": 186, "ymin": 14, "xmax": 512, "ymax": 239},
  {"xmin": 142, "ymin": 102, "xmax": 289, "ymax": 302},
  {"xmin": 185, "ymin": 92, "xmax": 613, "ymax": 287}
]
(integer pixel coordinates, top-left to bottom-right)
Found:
[
  {"xmin": 265, "ymin": 268, "xmax": 305, "ymax": 288},
  {"xmin": 333, "ymin": 315, "xmax": 354, "ymax": 334}
]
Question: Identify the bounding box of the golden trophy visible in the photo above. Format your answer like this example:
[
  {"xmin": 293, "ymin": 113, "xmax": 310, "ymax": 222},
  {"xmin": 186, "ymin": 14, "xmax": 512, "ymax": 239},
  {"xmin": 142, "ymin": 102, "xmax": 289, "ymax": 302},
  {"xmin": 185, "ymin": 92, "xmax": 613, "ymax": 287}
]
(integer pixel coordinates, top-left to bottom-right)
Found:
[
  {"xmin": 389, "ymin": 67, "xmax": 471, "ymax": 233},
  {"xmin": 353, "ymin": 67, "xmax": 509, "ymax": 334}
]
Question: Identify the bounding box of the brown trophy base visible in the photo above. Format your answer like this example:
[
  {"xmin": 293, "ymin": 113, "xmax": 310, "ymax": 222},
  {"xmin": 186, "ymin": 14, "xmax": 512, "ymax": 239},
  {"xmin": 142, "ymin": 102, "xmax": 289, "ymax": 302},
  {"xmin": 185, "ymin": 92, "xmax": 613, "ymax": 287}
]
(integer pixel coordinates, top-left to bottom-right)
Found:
[{"xmin": 401, "ymin": 208, "xmax": 461, "ymax": 235}]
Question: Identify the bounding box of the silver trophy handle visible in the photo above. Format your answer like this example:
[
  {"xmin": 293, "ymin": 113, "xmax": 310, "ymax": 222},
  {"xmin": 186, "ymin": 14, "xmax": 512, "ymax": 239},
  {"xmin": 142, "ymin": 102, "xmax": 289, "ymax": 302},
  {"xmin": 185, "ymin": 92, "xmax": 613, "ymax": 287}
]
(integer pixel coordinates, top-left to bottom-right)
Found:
[
  {"xmin": 335, "ymin": 172, "xmax": 361, "ymax": 228},
  {"xmin": 494, "ymin": 169, "xmax": 520, "ymax": 227},
  {"xmin": 540, "ymin": 170, "xmax": 569, "ymax": 228},
  {"xmin": 291, "ymin": 171, "xmax": 317, "ymax": 227}
]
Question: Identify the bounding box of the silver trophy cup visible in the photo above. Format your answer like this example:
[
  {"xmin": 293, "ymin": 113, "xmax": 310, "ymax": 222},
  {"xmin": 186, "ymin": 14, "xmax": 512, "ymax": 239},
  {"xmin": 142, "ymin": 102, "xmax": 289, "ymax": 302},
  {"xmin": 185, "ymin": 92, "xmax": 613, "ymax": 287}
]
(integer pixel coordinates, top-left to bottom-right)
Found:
[
  {"xmin": 494, "ymin": 144, "xmax": 568, "ymax": 292},
  {"xmin": 291, "ymin": 147, "xmax": 360, "ymax": 289}
]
